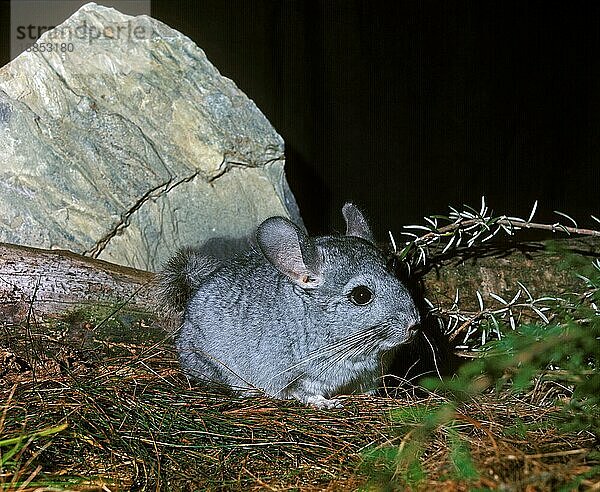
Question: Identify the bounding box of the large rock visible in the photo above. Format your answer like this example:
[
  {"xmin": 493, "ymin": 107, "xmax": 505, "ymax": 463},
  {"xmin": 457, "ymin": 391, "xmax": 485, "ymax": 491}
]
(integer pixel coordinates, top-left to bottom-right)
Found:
[{"xmin": 0, "ymin": 2, "xmax": 302, "ymax": 271}]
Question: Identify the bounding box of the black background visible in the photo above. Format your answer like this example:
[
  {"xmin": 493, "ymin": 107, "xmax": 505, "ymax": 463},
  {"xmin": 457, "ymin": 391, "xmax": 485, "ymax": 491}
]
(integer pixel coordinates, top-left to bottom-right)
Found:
[{"xmin": 1, "ymin": 1, "xmax": 599, "ymax": 238}]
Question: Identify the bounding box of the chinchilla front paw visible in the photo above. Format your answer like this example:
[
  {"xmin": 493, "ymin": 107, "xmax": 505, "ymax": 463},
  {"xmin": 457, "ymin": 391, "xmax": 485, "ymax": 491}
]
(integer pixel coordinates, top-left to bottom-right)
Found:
[{"xmin": 301, "ymin": 394, "xmax": 343, "ymax": 409}]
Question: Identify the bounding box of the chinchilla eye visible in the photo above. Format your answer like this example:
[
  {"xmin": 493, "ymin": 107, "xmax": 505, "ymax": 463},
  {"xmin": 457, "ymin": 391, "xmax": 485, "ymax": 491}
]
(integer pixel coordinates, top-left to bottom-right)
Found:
[{"xmin": 349, "ymin": 285, "xmax": 373, "ymax": 306}]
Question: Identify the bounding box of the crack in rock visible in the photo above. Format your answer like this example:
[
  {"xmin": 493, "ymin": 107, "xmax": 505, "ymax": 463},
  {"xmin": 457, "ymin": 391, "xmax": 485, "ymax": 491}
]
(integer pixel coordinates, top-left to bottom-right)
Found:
[
  {"xmin": 85, "ymin": 171, "xmax": 200, "ymax": 258},
  {"xmin": 84, "ymin": 155, "xmax": 276, "ymax": 260}
]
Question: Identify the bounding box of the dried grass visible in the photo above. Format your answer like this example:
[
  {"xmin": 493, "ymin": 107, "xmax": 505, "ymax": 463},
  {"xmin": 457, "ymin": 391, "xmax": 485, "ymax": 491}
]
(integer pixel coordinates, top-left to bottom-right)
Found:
[{"xmin": 1, "ymin": 308, "xmax": 598, "ymax": 491}]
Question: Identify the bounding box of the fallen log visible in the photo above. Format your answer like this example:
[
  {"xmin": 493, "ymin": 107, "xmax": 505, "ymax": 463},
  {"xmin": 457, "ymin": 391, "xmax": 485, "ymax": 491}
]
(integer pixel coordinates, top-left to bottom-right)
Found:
[{"xmin": 0, "ymin": 242, "xmax": 156, "ymax": 324}]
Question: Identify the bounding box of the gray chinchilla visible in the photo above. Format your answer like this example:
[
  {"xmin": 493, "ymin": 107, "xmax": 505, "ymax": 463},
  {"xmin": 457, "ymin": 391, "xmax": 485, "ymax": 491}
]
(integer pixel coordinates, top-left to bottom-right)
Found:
[{"xmin": 158, "ymin": 203, "xmax": 420, "ymax": 408}]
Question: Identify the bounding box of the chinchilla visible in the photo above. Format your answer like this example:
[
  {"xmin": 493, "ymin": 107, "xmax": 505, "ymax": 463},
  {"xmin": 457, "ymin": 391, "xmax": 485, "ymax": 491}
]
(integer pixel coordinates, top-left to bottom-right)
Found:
[{"xmin": 158, "ymin": 203, "xmax": 420, "ymax": 408}]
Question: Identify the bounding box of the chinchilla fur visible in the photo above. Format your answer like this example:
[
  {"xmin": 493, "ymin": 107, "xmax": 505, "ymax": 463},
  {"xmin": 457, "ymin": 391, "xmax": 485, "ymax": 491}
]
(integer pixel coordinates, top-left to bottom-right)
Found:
[{"xmin": 158, "ymin": 203, "xmax": 420, "ymax": 408}]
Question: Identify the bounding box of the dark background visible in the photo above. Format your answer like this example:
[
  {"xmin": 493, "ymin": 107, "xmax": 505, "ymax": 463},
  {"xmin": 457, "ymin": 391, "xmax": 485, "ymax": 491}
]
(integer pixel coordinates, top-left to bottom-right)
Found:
[{"xmin": 1, "ymin": 1, "xmax": 599, "ymax": 238}]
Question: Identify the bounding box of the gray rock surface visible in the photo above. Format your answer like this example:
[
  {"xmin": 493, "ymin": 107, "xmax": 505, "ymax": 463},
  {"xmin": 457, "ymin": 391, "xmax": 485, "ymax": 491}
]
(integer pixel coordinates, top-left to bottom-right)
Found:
[{"xmin": 0, "ymin": 2, "xmax": 302, "ymax": 271}]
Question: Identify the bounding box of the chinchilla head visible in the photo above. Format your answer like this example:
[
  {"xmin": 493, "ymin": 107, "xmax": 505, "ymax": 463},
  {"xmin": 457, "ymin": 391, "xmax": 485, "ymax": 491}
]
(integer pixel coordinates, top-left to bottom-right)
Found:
[{"xmin": 257, "ymin": 202, "xmax": 420, "ymax": 358}]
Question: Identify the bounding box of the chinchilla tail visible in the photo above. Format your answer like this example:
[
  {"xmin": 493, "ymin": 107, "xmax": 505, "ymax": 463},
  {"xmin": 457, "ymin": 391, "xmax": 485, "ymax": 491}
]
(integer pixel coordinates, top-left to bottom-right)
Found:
[{"xmin": 156, "ymin": 247, "xmax": 220, "ymax": 313}]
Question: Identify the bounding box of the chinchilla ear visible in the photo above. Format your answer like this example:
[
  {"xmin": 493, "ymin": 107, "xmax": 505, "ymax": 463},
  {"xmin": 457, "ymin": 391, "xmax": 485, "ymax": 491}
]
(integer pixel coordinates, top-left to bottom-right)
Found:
[
  {"xmin": 342, "ymin": 202, "xmax": 374, "ymax": 243},
  {"xmin": 256, "ymin": 217, "xmax": 324, "ymax": 288}
]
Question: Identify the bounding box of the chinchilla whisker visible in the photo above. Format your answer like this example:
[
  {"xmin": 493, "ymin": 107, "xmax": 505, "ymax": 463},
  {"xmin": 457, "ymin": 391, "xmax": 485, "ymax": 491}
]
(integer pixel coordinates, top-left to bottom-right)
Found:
[
  {"xmin": 188, "ymin": 347, "xmax": 263, "ymax": 393},
  {"xmin": 312, "ymin": 339, "xmax": 367, "ymax": 378},
  {"xmin": 342, "ymin": 327, "xmax": 387, "ymax": 359},
  {"xmin": 277, "ymin": 328, "xmax": 385, "ymax": 394},
  {"xmin": 313, "ymin": 323, "xmax": 407, "ymax": 387},
  {"xmin": 269, "ymin": 326, "xmax": 384, "ymax": 382},
  {"xmin": 267, "ymin": 340, "xmax": 362, "ymax": 390},
  {"xmin": 313, "ymin": 326, "xmax": 381, "ymax": 356},
  {"xmin": 274, "ymin": 334, "xmax": 374, "ymax": 395},
  {"xmin": 311, "ymin": 328, "xmax": 386, "ymax": 382},
  {"xmin": 321, "ymin": 328, "xmax": 380, "ymax": 354},
  {"xmin": 315, "ymin": 337, "xmax": 382, "ymax": 386},
  {"xmin": 339, "ymin": 331, "xmax": 383, "ymax": 361},
  {"xmin": 273, "ymin": 372, "xmax": 305, "ymax": 396},
  {"xmin": 276, "ymin": 336, "xmax": 362, "ymax": 376},
  {"xmin": 317, "ymin": 328, "xmax": 383, "ymax": 367},
  {"xmin": 271, "ymin": 335, "xmax": 369, "ymax": 389},
  {"xmin": 421, "ymin": 332, "xmax": 442, "ymax": 380}
]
